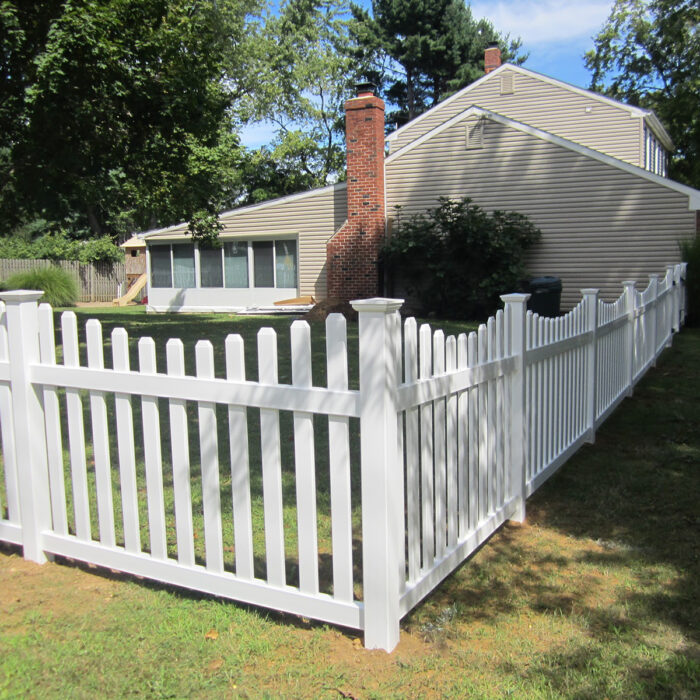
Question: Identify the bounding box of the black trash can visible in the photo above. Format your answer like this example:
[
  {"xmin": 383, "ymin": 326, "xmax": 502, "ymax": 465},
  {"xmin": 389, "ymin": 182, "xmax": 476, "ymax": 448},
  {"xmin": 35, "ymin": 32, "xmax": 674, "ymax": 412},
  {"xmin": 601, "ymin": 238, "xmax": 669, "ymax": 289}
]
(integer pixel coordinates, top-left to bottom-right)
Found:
[{"xmin": 527, "ymin": 276, "xmax": 562, "ymax": 316}]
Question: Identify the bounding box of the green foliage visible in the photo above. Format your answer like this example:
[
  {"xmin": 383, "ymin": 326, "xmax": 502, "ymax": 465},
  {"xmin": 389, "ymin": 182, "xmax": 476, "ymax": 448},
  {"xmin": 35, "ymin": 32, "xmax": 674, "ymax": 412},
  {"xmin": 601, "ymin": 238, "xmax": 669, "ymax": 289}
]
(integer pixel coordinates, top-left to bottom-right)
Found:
[
  {"xmin": 242, "ymin": 0, "xmax": 355, "ymax": 189},
  {"xmin": 382, "ymin": 197, "xmax": 541, "ymax": 319},
  {"xmin": 3, "ymin": 267, "xmax": 78, "ymax": 307},
  {"xmin": 680, "ymin": 236, "xmax": 700, "ymax": 326},
  {"xmin": 0, "ymin": 231, "xmax": 123, "ymax": 263},
  {"xmin": 585, "ymin": 0, "xmax": 700, "ymax": 188},
  {"xmin": 351, "ymin": 0, "xmax": 526, "ymax": 128},
  {"xmin": 0, "ymin": 0, "xmax": 260, "ymax": 241}
]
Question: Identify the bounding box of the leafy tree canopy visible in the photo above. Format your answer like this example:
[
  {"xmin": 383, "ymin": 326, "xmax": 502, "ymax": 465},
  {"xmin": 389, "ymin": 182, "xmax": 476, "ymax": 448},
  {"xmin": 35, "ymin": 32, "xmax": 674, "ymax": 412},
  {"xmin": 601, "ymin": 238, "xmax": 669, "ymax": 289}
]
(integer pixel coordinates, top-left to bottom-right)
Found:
[
  {"xmin": 0, "ymin": 0, "xmax": 260, "ymax": 244},
  {"xmin": 351, "ymin": 0, "xmax": 526, "ymax": 129},
  {"xmin": 240, "ymin": 0, "xmax": 356, "ymax": 189},
  {"xmin": 585, "ymin": 0, "xmax": 700, "ymax": 187}
]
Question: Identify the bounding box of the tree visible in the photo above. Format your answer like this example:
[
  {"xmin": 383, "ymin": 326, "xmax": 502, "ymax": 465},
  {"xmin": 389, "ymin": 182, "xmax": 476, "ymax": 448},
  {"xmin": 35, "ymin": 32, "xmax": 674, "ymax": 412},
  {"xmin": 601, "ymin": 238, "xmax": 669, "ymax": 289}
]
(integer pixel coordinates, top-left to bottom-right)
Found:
[
  {"xmin": 0, "ymin": 0, "xmax": 260, "ymax": 243},
  {"xmin": 241, "ymin": 0, "xmax": 356, "ymax": 189},
  {"xmin": 585, "ymin": 0, "xmax": 700, "ymax": 188},
  {"xmin": 351, "ymin": 0, "xmax": 526, "ymax": 129}
]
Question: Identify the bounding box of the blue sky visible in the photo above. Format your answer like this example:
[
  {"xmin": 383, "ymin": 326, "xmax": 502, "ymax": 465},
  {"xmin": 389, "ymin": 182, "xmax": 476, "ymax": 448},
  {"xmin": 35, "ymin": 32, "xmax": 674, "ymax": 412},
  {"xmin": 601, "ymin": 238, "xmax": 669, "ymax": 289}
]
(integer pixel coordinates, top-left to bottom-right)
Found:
[{"xmin": 239, "ymin": 0, "xmax": 614, "ymax": 148}]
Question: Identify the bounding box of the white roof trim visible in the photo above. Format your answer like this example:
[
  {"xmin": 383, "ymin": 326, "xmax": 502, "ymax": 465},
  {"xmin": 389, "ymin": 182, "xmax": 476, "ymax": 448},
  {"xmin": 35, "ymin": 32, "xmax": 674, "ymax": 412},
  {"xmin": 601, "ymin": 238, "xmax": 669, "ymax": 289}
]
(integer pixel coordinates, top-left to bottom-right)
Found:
[
  {"xmin": 386, "ymin": 106, "xmax": 700, "ymax": 210},
  {"xmin": 142, "ymin": 182, "xmax": 346, "ymax": 240},
  {"xmin": 385, "ymin": 63, "xmax": 674, "ymax": 151}
]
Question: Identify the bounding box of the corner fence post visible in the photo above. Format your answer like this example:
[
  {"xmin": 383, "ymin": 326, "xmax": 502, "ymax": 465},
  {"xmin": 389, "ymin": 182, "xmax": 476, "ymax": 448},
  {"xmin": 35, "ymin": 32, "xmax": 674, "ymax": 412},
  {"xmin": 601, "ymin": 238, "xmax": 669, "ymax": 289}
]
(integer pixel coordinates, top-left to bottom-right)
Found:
[
  {"xmin": 351, "ymin": 297, "xmax": 404, "ymax": 653},
  {"xmin": 501, "ymin": 293, "xmax": 529, "ymax": 523},
  {"xmin": 0, "ymin": 291, "xmax": 51, "ymax": 563},
  {"xmin": 582, "ymin": 289, "xmax": 599, "ymax": 443},
  {"xmin": 622, "ymin": 281, "xmax": 636, "ymax": 396}
]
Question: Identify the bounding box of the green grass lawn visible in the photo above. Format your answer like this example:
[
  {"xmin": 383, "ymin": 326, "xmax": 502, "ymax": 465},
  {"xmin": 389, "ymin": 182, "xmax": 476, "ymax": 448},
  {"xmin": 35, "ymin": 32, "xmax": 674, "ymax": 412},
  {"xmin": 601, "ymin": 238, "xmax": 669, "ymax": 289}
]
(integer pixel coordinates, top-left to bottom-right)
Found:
[{"xmin": 0, "ymin": 308, "xmax": 698, "ymax": 698}]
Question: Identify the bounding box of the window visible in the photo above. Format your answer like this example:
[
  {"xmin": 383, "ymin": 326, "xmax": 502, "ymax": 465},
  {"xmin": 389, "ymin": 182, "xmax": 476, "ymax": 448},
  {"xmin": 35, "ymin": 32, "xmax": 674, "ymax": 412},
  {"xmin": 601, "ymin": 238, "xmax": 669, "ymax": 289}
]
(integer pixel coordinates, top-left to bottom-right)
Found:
[
  {"xmin": 224, "ymin": 242, "xmax": 248, "ymax": 288},
  {"xmin": 172, "ymin": 244, "xmax": 195, "ymax": 288},
  {"xmin": 253, "ymin": 241, "xmax": 275, "ymax": 287},
  {"xmin": 200, "ymin": 246, "xmax": 224, "ymax": 287},
  {"xmin": 150, "ymin": 246, "xmax": 172, "ymax": 288},
  {"xmin": 275, "ymin": 240, "xmax": 297, "ymax": 288}
]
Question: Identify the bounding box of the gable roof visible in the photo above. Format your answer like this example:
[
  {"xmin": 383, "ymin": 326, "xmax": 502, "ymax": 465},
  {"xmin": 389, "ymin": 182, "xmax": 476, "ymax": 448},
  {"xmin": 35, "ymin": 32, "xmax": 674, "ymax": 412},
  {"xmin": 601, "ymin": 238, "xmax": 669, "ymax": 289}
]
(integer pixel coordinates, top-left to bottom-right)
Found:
[
  {"xmin": 142, "ymin": 182, "xmax": 346, "ymax": 240},
  {"xmin": 386, "ymin": 105, "xmax": 699, "ymax": 210},
  {"xmin": 385, "ymin": 63, "xmax": 674, "ymax": 151}
]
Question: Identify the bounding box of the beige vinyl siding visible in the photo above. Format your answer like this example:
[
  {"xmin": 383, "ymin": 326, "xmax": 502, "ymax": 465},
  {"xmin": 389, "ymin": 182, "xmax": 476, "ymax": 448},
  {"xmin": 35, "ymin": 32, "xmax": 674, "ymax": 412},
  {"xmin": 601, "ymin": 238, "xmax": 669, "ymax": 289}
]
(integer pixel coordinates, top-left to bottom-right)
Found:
[
  {"xmin": 386, "ymin": 118, "xmax": 694, "ymax": 308},
  {"xmin": 145, "ymin": 184, "xmax": 347, "ymax": 299},
  {"xmin": 390, "ymin": 67, "xmax": 643, "ymax": 168}
]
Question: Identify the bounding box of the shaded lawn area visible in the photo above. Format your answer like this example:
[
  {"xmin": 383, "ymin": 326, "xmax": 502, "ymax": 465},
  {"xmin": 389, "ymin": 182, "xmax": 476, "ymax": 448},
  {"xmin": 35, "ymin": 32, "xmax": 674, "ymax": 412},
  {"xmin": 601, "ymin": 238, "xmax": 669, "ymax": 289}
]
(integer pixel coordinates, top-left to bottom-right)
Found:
[{"xmin": 0, "ymin": 308, "xmax": 698, "ymax": 698}]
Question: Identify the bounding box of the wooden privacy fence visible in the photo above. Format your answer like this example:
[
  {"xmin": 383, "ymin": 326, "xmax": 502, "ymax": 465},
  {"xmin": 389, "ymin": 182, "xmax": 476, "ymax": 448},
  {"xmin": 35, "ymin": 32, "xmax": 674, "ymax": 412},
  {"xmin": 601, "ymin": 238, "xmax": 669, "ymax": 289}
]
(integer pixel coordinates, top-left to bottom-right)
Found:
[
  {"xmin": 0, "ymin": 263, "xmax": 687, "ymax": 651},
  {"xmin": 0, "ymin": 258, "xmax": 125, "ymax": 302}
]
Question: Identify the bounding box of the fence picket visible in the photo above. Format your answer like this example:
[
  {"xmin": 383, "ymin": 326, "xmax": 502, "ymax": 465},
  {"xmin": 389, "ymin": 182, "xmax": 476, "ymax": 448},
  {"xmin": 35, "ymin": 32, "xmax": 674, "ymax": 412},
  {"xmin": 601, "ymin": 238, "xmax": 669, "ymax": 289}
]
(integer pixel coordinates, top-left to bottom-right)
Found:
[
  {"xmin": 419, "ymin": 324, "xmax": 434, "ymax": 568},
  {"xmin": 225, "ymin": 335, "xmax": 254, "ymax": 580},
  {"xmin": 258, "ymin": 328, "xmax": 286, "ymax": 586},
  {"xmin": 139, "ymin": 338, "xmax": 167, "ymax": 560},
  {"xmin": 291, "ymin": 321, "xmax": 319, "ymax": 595},
  {"xmin": 467, "ymin": 332, "xmax": 478, "ymax": 531},
  {"xmin": 326, "ymin": 314, "xmax": 353, "ymax": 600},
  {"xmin": 477, "ymin": 324, "xmax": 487, "ymax": 523},
  {"xmin": 456, "ymin": 333, "xmax": 468, "ymax": 538},
  {"xmin": 445, "ymin": 335, "xmax": 458, "ymax": 548},
  {"xmin": 86, "ymin": 320, "xmax": 116, "ymax": 547},
  {"xmin": 166, "ymin": 339, "xmax": 195, "ymax": 567},
  {"xmin": 495, "ymin": 311, "xmax": 504, "ymax": 508},
  {"xmin": 486, "ymin": 318, "xmax": 496, "ymax": 515},
  {"xmin": 195, "ymin": 341, "xmax": 224, "ymax": 573},
  {"xmin": 112, "ymin": 327, "xmax": 140, "ymax": 552},
  {"xmin": 35, "ymin": 305, "xmax": 67, "ymax": 534},
  {"xmin": 0, "ymin": 304, "xmax": 20, "ymax": 524},
  {"xmin": 403, "ymin": 317, "xmax": 420, "ymax": 582},
  {"xmin": 61, "ymin": 312, "xmax": 91, "ymax": 541},
  {"xmin": 433, "ymin": 330, "xmax": 446, "ymax": 558}
]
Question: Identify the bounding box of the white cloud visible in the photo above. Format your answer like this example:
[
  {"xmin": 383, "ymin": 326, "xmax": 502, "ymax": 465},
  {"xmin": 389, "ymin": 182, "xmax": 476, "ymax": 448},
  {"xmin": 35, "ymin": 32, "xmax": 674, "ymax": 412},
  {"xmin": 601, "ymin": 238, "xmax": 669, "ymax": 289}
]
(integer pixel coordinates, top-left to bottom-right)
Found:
[{"xmin": 470, "ymin": 1, "xmax": 613, "ymax": 46}]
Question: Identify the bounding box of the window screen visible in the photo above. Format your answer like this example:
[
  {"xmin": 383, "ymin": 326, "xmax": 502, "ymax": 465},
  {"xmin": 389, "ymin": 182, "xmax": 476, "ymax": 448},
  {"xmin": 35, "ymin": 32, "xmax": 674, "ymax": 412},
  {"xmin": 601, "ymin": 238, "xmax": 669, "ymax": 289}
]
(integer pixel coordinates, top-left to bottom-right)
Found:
[
  {"xmin": 224, "ymin": 241, "xmax": 249, "ymax": 288},
  {"xmin": 150, "ymin": 246, "xmax": 172, "ymax": 288},
  {"xmin": 275, "ymin": 240, "xmax": 297, "ymax": 288},
  {"xmin": 172, "ymin": 244, "xmax": 196, "ymax": 288},
  {"xmin": 253, "ymin": 241, "xmax": 274, "ymax": 287},
  {"xmin": 200, "ymin": 246, "xmax": 223, "ymax": 287}
]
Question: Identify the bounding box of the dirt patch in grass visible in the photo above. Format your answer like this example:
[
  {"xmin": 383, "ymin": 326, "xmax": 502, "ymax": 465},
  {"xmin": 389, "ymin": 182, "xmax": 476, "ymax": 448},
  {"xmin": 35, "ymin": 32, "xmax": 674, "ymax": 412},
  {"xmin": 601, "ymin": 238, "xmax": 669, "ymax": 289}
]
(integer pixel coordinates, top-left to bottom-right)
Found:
[{"xmin": 0, "ymin": 545, "xmax": 121, "ymax": 635}]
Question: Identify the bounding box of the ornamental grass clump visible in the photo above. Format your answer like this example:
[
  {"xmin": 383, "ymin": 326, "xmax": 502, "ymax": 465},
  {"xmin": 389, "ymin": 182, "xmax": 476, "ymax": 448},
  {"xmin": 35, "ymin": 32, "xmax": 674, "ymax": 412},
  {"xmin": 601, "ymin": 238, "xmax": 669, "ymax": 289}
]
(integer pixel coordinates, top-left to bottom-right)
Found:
[{"xmin": 3, "ymin": 267, "xmax": 78, "ymax": 307}]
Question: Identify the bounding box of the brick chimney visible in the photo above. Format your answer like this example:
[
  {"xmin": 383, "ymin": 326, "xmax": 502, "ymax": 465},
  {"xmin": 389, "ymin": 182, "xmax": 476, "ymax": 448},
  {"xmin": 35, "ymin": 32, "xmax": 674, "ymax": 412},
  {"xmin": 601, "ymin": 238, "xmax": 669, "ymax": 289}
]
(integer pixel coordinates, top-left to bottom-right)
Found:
[
  {"xmin": 326, "ymin": 83, "xmax": 386, "ymax": 300},
  {"xmin": 484, "ymin": 42, "xmax": 501, "ymax": 74}
]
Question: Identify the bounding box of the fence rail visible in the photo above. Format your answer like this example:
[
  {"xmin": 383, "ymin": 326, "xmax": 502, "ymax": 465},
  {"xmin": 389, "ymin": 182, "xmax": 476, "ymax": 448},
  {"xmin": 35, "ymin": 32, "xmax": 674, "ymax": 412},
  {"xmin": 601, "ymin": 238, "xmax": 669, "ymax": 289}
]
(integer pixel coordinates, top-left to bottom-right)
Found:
[
  {"xmin": 0, "ymin": 258, "xmax": 125, "ymax": 302},
  {"xmin": 0, "ymin": 262, "xmax": 687, "ymax": 651}
]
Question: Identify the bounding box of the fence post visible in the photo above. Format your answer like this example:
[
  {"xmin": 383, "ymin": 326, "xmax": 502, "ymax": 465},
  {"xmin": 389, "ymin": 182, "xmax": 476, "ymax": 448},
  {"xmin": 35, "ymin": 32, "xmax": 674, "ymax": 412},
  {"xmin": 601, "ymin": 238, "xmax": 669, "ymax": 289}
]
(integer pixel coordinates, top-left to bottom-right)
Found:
[
  {"xmin": 622, "ymin": 281, "xmax": 636, "ymax": 396},
  {"xmin": 351, "ymin": 297, "xmax": 404, "ymax": 652},
  {"xmin": 0, "ymin": 290, "xmax": 52, "ymax": 564},
  {"xmin": 671, "ymin": 264, "xmax": 681, "ymax": 334},
  {"xmin": 500, "ymin": 293, "xmax": 529, "ymax": 523},
  {"xmin": 680, "ymin": 262, "xmax": 688, "ymax": 325},
  {"xmin": 582, "ymin": 289, "xmax": 599, "ymax": 443},
  {"xmin": 649, "ymin": 274, "xmax": 659, "ymax": 364}
]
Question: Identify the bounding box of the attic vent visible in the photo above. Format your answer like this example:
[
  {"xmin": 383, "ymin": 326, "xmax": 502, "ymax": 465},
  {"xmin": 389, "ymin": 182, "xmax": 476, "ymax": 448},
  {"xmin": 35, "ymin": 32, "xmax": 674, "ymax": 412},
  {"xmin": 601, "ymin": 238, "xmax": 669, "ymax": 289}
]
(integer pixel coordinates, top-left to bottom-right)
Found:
[
  {"xmin": 500, "ymin": 73, "xmax": 514, "ymax": 95},
  {"xmin": 465, "ymin": 121, "xmax": 483, "ymax": 150}
]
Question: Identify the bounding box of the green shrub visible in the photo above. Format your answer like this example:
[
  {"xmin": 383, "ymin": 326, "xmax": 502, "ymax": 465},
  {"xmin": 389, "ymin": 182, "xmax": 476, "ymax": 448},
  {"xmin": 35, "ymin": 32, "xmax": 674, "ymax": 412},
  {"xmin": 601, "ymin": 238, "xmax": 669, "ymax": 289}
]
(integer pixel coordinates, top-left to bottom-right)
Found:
[
  {"xmin": 382, "ymin": 197, "xmax": 541, "ymax": 320},
  {"xmin": 0, "ymin": 230, "xmax": 123, "ymax": 263},
  {"xmin": 680, "ymin": 235, "xmax": 700, "ymax": 326},
  {"xmin": 4, "ymin": 267, "xmax": 79, "ymax": 307}
]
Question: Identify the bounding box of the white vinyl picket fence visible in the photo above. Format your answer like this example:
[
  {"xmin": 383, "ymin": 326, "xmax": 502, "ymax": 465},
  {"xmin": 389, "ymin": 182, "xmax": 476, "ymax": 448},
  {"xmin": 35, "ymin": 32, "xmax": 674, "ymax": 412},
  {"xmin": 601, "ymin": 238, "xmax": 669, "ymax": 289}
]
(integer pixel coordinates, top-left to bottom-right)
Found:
[{"xmin": 0, "ymin": 263, "xmax": 687, "ymax": 651}]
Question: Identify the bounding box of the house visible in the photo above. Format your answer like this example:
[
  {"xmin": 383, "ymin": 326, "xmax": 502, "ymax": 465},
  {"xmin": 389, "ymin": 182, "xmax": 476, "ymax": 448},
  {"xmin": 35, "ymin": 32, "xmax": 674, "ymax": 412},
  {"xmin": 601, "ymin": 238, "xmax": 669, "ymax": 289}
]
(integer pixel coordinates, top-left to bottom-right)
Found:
[{"xmin": 142, "ymin": 47, "xmax": 700, "ymax": 312}]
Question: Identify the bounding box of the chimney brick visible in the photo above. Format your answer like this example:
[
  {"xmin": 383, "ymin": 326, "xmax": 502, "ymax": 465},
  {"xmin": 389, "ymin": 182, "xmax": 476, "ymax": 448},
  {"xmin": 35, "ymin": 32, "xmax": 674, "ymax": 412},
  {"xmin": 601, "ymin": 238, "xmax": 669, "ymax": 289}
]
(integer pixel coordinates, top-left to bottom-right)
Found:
[
  {"xmin": 326, "ymin": 92, "xmax": 386, "ymax": 300},
  {"xmin": 485, "ymin": 44, "xmax": 501, "ymax": 74}
]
